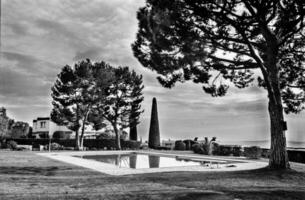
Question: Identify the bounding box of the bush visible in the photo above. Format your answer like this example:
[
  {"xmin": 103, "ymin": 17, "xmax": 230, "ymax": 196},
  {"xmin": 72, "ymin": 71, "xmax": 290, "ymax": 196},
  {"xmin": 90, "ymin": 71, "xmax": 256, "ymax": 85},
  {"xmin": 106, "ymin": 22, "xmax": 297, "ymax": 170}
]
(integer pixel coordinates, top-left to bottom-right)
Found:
[
  {"xmin": 261, "ymin": 148, "xmax": 270, "ymax": 158},
  {"xmin": 7, "ymin": 140, "xmax": 18, "ymax": 150},
  {"xmin": 192, "ymin": 143, "xmax": 204, "ymax": 154},
  {"xmin": 155, "ymin": 146, "xmax": 171, "ymax": 150},
  {"xmin": 45, "ymin": 142, "xmax": 63, "ymax": 150},
  {"xmin": 174, "ymin": 140, "xmax": 186, "ymax": 150},
  {"xmin": 211, "ymin": 143, "xmax": 220, "ymax": 155},
  {"xmin": 121, "ymin": 140, "xmax": 141, "ymax": 150},
  {"xmin": 244, "ymin": 146, "xmax": 262, "ymax": 159},
  {"xmin": 232, "ymin": 146, "xmax": 242, "ymax": 157},
  {"xmin": 52, "ymin": 131, "xmax": 71, "ymax": 139},
  {"xmin": 183, "ymin": 140, "xmax": 196, "ymax": 150},
  {"xmin": 11, "ymin": 138, "xmax": 141, "ymax": 150},
  {"xmin": 215, "ymin": 145, "xmax": 234, "ymax": 156}
]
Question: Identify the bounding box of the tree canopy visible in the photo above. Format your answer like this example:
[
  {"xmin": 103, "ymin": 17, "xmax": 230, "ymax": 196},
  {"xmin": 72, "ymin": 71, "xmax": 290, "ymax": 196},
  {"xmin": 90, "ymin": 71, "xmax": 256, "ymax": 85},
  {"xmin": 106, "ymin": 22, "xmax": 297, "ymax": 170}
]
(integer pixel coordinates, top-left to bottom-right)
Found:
[
  {"xmin": 51, "ymin": 59, "xmax": 144, "ymax": 150},
  {"xmin": 133, "ymin": 0, "xmax": 305, "ymax": 169},
  {"xmin": 91, "ymin": 66, "xmax": 144, "ymax": 149},
  {"xmin": 51, "ymin": 59, "xmax": 113, "ymax": 149},
  {"xmin": 133, "ymin": 0, "xmax": 305, "ymax": 112}
]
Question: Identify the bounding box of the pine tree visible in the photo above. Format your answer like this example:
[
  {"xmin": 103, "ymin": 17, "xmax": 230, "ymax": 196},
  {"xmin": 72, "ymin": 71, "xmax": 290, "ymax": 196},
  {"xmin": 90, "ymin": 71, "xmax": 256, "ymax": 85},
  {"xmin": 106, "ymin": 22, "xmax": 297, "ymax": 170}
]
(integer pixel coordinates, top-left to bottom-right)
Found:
[
  {"xmin": 92, "ymin": 66, "xmax": 144, "ymax": 150},
  {"xmin": 148, "ymin": 97, "xmax": 160, "ymax": 148},
  {"xmin": 133, "ymin": 0, "xmax": 305, "ymax": 169},
  {"xmin": 51, "ymin": 59, "xmax": 110, "ymax": 149}
]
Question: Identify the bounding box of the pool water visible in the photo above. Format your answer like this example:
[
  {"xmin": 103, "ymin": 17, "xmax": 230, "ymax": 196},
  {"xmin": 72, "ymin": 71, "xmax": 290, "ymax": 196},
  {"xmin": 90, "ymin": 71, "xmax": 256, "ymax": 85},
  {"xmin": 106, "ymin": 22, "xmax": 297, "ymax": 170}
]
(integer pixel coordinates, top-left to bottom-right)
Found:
[{"xmin": 78, "ymin": 153, "xmax": 224, "ymax": 169}]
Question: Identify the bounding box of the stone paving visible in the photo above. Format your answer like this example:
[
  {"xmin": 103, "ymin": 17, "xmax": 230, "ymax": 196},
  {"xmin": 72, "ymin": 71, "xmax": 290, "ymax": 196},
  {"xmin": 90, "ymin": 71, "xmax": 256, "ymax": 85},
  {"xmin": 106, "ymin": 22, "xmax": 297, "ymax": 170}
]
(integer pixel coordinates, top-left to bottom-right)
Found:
[{"xmin": 37, "ymin": 150, "xmax": 268, "ymax": 176}]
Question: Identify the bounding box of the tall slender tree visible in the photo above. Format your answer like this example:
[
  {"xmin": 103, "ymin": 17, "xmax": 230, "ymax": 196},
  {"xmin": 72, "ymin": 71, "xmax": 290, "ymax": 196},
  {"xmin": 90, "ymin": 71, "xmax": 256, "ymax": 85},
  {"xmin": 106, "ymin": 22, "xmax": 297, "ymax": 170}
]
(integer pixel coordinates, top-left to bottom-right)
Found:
[
  {"xmin": 148, "ymin": 97, "xmax": 160, "ymax": 148},
  {"xmin": 129, "ymin": 104, "xmax": 138, "ymax": 141},
  {"xmin": 132, "ymin": 0, "xmax": 305, "ymax": 169}
]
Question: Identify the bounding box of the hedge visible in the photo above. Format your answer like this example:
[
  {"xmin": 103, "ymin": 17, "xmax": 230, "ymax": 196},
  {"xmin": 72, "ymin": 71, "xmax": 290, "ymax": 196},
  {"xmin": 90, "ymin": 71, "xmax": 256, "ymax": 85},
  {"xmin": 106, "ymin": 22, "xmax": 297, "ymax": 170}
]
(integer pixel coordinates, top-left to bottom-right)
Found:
[
  {"xmin": 243, "ymin": 146, "xmax": 262, "ymax": 159},
  {"xmin": 12, "ymin": 138, "xmax": 141, "ymax": 150}
]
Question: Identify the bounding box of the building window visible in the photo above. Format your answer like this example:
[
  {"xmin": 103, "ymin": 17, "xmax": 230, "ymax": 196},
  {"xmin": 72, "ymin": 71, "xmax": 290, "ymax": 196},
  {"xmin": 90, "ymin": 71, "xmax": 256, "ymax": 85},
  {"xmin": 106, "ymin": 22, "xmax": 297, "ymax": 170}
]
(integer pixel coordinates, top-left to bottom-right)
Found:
[{"xmin": 40, "ymin": 121, "xmax": 46, "ymax": 128}]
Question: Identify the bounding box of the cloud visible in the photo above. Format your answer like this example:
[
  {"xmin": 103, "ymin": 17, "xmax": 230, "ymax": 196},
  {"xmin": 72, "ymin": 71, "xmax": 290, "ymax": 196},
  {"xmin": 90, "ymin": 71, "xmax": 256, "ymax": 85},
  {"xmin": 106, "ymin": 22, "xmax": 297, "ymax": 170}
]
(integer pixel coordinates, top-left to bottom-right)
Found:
[
  {"xmin": 1, "ymin": 0, "xmax": 304, "ymax": 144},
  {"xmin": 73, "ymin": 48, "xmax": 103, "ymax": 61}
]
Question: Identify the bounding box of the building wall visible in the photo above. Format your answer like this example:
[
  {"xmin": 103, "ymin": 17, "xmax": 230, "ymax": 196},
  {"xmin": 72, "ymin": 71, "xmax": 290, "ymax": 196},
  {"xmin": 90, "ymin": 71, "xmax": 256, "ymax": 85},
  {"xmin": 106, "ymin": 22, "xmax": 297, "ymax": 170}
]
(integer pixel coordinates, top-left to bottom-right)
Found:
[
  {"xmin": 161, "ymin": 140, "xmax": 175, "ymax": 149},
  {"xmin": 33, "ymin": 117, "xmax": 73, "ymax": 138},
  {"xmin": 49, "ymin": 121, "xmax": 72, "ymax": 137}
]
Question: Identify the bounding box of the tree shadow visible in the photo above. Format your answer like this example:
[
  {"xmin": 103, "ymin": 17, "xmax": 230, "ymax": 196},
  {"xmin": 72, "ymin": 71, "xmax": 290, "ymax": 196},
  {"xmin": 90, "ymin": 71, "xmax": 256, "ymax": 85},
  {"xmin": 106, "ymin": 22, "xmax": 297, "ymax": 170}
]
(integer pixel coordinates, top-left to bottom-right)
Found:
[{"xmin": 0, "ymin": 166, "xmax": 67, "ymax": 176}]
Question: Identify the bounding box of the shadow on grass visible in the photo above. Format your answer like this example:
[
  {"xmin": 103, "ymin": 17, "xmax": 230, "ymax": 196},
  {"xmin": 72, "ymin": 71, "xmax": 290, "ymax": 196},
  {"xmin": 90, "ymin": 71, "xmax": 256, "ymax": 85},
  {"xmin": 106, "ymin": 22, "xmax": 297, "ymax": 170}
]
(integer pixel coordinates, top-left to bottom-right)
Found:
[
  {"xmin": 231, "ymin": 190, "xmax": 305, "ymax": 200},
  {"xmin": 0, "ymin": 166, "xmax": 70, "ymax": 176}
]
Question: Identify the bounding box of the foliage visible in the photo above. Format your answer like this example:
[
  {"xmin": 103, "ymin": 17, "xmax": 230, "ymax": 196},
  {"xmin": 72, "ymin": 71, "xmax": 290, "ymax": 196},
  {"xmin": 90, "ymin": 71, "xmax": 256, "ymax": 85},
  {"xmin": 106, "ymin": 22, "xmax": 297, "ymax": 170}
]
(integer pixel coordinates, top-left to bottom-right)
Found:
[
  {"xmin": 132, "ymin": 0, "xmax": 305, "ymax": 169},
  {"xmin": 174, "ymin": 140, "xmax": 186, "ymax": 150},
  {"xmin": 192, "ymin": 143, "xmax": 204, "ymax": 154},
  {"xmin": 90, "ymin": 66, "xmax": 144, "ymax": 150},
  {"xmin": 46, "ymin": 142, "xmax": 64, "ymax": 150},
  {"xmin": 6, "ymin": 140, "xmax": 18, "ymax": 150},
  {"xmin": 244, "ymin": 146, "xmax": 262, "ymax": 159},
  {"xmin": 183, "ymin": 139, "xmax": 196, "ymax": 150},
  {"xmin": 11, "ymin": 138, "xmax": 140, "ymax": 150},
  {"xmin": 148, "ymin": 97, "xmax": 160, "ymax": 148},
  {"xmin": 51, "ymin": 60, "xmax": 144, "ymax": 150},
  {"xmin": 52, "ymin": 131, "xmax": 71, "ymax": 139},
  {"xmin": 213, "ymin": 145, "xmax": 234, "ymax": 156},
  {"xmin": 51, "ymin": 59, "xmax": 111, "ymax": 149},
  {"xmin": 10, "ymin": 121, "xmax": 30, "ymax": 138},
  {"xmin": 232, "ymin": 146, "xmax": 243, "ymax": 157},
  {"xmin": 191, "ymin": 137, "xmax": 216, "ymax": 155},
  {"xmin": 0, "ymin": 107, "xmax": 14, "ymax": 138}
]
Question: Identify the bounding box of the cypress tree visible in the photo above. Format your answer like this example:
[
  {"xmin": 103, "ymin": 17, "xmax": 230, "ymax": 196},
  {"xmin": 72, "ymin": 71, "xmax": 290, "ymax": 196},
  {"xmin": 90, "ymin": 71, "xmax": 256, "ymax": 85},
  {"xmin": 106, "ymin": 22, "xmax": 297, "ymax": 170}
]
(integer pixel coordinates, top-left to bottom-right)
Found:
[{"xmin": 148, "ymin": 97, "xmax": 160, "ymax": 148}]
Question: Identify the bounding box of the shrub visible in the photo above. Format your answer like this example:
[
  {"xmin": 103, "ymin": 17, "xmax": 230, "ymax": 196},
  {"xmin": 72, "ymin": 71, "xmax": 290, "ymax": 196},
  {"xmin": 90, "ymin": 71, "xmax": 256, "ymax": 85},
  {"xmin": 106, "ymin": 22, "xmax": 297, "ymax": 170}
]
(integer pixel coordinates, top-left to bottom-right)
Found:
[
  {"xmin": 47, "ymin": 142, "xmax": 63, "ymax": 150},
  {"xmin": 183, "ymin": 140, "xmax": 196, "ymax": 150},
  {"xmin": 121, "ymin": 140, "xmax": 141, "ymax": 150},
  {"xmin": 244, "ymin": 146, "xmax": 262, "ymax": 159},
  {"xmin": 216, "ymin": 145, "xmax": 233, "ymax": 156},
  {"xmin": 261, "ymin": 148, "xmax": 270, "ymax": 158},
  {"xmin": 174, "ymin": 140, "xmax": 186, "ymax": 150},
  {"xmin": 211, "ymin": 143, "xmax": 220, "ymax": 155},
  {"xmin": 11, "ymin": 138, "xmax": 141, "ymax": 150},
  {"xmin": 192, "ymin": 143, "xmax": 204, "ymax": 154},
  {"xmin": 52, "ymin": 131, "xmax": 71, "ymax": 139},
  {"xmin": 232, "ymin": 146, "xmax": 242, "ymax": 157},
  {"xmin": 7, "ymin": 140, "xmax": 18, "ymax": 150},
  {"xmin": 155, "ymin": 146, "xmax": 171, "ymax": 150}
]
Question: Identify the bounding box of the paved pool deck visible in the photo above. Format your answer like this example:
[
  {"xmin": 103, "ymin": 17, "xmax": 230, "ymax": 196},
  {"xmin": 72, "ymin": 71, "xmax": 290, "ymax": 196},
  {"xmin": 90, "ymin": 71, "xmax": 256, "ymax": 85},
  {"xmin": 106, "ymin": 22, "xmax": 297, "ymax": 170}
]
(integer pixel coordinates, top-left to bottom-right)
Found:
[{"xmin": 37, "ymin": 150, "xmax": 268, "ymax": 176}]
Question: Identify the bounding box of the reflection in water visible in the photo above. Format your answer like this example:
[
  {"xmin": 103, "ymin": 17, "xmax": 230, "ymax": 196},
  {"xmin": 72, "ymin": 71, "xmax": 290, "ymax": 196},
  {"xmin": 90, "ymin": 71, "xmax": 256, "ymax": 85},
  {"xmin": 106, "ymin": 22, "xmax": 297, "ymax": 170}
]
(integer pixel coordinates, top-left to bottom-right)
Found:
[
  {"xmin": 129, "ymin": 155, "xmax": 137, "ymax": 168},
  {"xmin": 79, "ymin": 153, "xmax": 220, "ymax": 169},
  {"xmin": 148, "ymin": 155, "xmax": 160, "ymax": 168}
]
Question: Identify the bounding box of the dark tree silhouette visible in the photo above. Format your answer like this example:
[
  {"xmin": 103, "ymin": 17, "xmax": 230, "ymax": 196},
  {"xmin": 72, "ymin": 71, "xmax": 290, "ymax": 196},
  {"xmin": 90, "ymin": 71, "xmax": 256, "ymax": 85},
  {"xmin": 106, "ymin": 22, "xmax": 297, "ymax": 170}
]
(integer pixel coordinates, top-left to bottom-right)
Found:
[
  {"xmin": 132, "ymin": 0, "xmax": 305, "ymax": 169},
  {"xmin": 92, "ymin": 66, "xmax": 144, "ymax": 150},
  {"xmin": 148, "ymin": 97, "xmax": 160, "ymax": 148},
  {"xmin": 129, "ymin": 104, "xmax": 138, "ymax": 141}
]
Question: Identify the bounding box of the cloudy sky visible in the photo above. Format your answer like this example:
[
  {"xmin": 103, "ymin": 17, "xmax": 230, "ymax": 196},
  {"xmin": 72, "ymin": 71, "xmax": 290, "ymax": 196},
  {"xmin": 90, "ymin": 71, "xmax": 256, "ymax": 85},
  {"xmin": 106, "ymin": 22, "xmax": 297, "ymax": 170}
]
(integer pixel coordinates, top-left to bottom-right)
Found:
[{"xmin": 1, "ymin": 0, "xmax": 304, "ymax": 146}]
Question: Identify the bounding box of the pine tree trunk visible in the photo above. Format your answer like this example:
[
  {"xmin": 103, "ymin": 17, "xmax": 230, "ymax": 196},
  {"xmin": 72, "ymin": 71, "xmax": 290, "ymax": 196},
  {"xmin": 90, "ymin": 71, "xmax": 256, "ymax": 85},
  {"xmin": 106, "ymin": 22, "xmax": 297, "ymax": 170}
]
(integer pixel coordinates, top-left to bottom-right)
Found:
[
  {"xmin": 79, "ymin": 118, "xmax": 86, "ymax": 150},
  {"xmin": 75, "ymin": 130, "xmax": 80, "ymax": 150},
  {"xmin": 267, "ymin": 86, "xmax": 289, "ymax": 169},
  {"xmin": 114, "ymin": 125, "xmax": 121, "ymax": 150},
  {"xmin": 264, "ymin": 61, "xmax": 289, "ymax": 169}
]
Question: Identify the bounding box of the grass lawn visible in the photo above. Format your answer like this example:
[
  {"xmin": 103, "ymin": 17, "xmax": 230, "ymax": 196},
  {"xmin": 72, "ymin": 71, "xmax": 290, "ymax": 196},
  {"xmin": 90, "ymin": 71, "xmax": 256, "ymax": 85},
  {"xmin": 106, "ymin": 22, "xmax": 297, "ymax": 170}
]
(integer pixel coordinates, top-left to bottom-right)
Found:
[{"xmin": 0, "ymin": 150, "xmax": 305, "ymax": 200}]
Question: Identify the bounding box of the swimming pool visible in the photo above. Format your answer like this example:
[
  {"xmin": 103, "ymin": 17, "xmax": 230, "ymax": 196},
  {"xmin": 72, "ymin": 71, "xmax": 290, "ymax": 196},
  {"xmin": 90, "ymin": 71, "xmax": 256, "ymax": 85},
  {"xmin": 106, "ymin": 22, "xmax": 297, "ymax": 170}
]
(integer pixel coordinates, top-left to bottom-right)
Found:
[{"xmin": 77, "ymin": 153, "xmax": 229, "ymax": 169}]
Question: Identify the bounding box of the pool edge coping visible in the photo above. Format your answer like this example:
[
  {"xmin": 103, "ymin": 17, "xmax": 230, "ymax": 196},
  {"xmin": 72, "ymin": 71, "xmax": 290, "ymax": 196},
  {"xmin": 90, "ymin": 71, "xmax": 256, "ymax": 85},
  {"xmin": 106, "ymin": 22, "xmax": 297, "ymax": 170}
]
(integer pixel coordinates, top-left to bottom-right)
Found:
[{"xmin": 36, "ymin": 150, "xmax": 268, "ymax": 176}]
